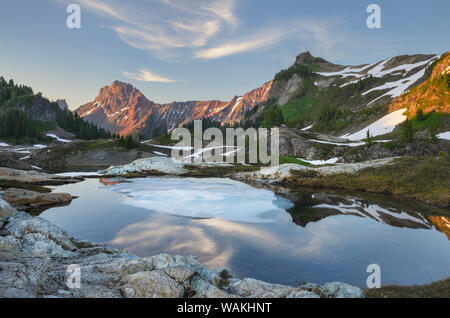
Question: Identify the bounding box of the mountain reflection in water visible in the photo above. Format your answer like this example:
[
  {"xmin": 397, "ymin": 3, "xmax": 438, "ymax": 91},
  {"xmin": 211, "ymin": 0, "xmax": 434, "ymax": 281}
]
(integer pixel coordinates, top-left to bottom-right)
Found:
[
  {"xmin": 42, "ymin": 178, "xmax": 450, "ymax": 287},
  {"xmin": 286, "ymin": 192, "xmax": 438, "ymax": 231}
]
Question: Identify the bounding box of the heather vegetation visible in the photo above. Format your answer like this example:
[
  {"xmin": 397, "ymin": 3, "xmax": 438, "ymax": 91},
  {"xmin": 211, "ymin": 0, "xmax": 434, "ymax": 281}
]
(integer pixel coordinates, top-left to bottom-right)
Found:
[
  {"xmin": 288, "ymin": 156, "xmax": 450, "ymax": 208},
  {"xmin": 365, "ymin": 278, "xmax": 450, "ymax": 298}
]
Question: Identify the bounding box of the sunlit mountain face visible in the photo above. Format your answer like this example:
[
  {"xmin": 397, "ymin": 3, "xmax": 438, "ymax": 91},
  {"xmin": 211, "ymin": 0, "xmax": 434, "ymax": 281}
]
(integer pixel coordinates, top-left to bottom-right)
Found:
[
  {"xmin": 76, "ymin": 80, "xmax": 272, "ymax": 138},
  {"xmin": 429, "ymin": 216, "xmax": 450, "ymax": 240}
]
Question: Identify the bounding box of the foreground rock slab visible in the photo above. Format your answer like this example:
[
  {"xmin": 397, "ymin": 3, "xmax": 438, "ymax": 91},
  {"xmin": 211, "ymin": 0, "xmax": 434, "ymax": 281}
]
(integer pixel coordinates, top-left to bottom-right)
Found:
[
  {"xmin": 0, "ymin": 188, "xmax": 73, "ymax": 212},
  {"xmin": 0, "ymin": 198, "xmax": 363, "ymax": 298},
  {"xmin": 99, "ymin": 157, "xmax": 188, "ymax": 176}
]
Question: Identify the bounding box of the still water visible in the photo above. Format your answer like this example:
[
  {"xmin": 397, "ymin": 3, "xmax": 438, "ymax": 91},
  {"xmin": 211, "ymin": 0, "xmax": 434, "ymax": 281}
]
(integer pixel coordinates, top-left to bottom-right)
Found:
[{"xmin": 41, "ymin": 177, "xmax": 450, "ymax": 287}]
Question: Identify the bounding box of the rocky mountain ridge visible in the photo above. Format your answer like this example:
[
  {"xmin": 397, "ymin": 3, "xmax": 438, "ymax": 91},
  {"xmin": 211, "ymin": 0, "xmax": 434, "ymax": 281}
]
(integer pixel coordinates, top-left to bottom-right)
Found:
[
  {"xmin": 76, "ymin": 50, "xmax": 449, "ymax": 138},
  {"xmin": 76, "ymin": 80, "xmax": 272, "ymax": 137},
  {"xmin": 257, "ymin": 51, "xmax": 448, "ymax": 135}
]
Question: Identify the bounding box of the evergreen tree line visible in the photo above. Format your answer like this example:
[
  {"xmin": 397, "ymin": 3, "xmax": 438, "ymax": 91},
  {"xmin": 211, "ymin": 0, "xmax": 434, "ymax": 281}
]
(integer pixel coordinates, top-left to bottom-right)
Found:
[
  {"xmin": 0, "ymin": 77, "xmax": 34, "ymax": 108},
  {"xmin": 55, "ymin": 108, "xmax": 112, "ymax": 140},
  {"xmin": 182, "ymin": 118, "xmax": 239, "ymax": 134},
  {"xmin": 117, "ymin": 134, "xmax": 138, "ymax": 149},
  {"xmin": 0, "ymin": 110, "xmax": 50, "ymax": 140},
  {"xmin": 0, "ymin": 76, "xmax": 114, "ymax": 141},
  {"xmin": 274, "ymin": 64, "xmax": 313, "ymax": 82}
]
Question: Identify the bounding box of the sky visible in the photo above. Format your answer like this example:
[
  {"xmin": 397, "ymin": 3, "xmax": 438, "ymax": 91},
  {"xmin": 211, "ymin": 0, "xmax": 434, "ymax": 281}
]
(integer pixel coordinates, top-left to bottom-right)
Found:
[{"xmin": 0, "ymin": 0, "xmax": 448, "ymax": 110}]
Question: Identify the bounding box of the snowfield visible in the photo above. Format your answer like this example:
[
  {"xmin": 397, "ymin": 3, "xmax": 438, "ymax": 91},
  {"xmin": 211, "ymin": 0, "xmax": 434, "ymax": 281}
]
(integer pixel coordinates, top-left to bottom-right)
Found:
[
  {"xmin": 317, "ymin": 56, "xmax": 438, "ymax": 102},
  {"xmin": 341, "ymin": 109, "xmax": 407, "ymax": 141}
]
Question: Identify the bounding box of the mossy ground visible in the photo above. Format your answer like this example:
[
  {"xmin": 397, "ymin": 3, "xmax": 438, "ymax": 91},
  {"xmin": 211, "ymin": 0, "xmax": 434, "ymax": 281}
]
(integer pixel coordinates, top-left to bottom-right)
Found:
[
  {"xmin": 279, "ymin": 156, "xmax": 313, "ymax": 166},
  {"xmin": 182, "ymin": 163, "xmax": 260, "ymax": 177},
  {"xmin": 288, "ymin": 156, "xmax": 450, "ymax": 208},
  {"xmin": 365, "ymin": 278, "xmax": 450, "ymax": 298},
  {"xmin": 0, "ymin": 180, "xmax": 51, "ymax": 193}
]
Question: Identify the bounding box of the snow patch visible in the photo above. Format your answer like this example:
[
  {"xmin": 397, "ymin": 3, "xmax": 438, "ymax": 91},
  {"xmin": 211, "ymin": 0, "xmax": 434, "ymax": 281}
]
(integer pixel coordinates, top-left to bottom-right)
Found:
[
  {"xmin": 46, "ymin": 134, "xmax": 72, "ymax": 143},
  {"xmin": 308, "ymin": 139, "xmax": 365, "ymax": 147},
  {"xmin": 55, "ymin": 172, "xmax": 101, "ymax": 177},
  {"xmin": 341, "ymin": 109, "xmax": 407, "ymax": 141},
  {"xmin": 437, "ymin": 131, "xmax": 450, "ymax": 140},
  {"xmin": 314, "ymin": 199, "xmax": 429, "ymax": 227},
  {"xmin": 147, "ymin": 144, "xmax": 193, "ymax": 151},
  {"xmin": 33, "ymin": 144, "xmax": 48, "ymax": 149},
  {"xmin": 299, "ymin": 158, "xmax": 339, "ymax": 165}
]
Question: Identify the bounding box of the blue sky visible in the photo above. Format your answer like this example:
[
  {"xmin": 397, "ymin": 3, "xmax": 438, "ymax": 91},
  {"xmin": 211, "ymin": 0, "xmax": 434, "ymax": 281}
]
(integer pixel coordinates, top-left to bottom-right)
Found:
[{"xmin": 0, "ymin": 0, "xmax": 448, "ymax": 110}]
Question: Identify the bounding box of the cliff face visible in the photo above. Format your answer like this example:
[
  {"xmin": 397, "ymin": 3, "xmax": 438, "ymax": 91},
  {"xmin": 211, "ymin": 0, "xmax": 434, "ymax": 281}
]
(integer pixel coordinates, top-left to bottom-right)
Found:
[
  {"xmin": 76, "ymin": 80, "xmax": 273, "ymax": 137},
  {"xmin": 76, "ymin": 81, "xmax": 157, "ymax": 135}
]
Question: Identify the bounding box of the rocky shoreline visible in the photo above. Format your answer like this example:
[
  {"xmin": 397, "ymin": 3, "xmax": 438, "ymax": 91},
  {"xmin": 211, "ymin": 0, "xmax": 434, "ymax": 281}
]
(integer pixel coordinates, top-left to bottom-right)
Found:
[
  {"xmin": 0, "ymin": 167, "xmax": 78, "ymax": 213},
  {"xmin": 0, "ymin": 198, "xmax": 363, "ymax": 298},
  {"xmin": 1, "ymin": 156, "xmax": 447, "ymax": 298}
]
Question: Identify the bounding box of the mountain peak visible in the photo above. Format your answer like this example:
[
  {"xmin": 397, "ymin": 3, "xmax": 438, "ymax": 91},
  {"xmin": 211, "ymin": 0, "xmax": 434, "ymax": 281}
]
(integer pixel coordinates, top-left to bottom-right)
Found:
[
  {"xmin": 111, "ymin": 80, "xmax": 131, "ymax": 88},
  {"xmin": 293, "ymin": 51, "xmax": 330, "ymax": 68},
  {"xmin": 97, "ymin": 81, "xmax": 143, "ymax": 102},
  {"xmin": 295, "ymin": 51, "xmax": 313, "ymax": 62}
]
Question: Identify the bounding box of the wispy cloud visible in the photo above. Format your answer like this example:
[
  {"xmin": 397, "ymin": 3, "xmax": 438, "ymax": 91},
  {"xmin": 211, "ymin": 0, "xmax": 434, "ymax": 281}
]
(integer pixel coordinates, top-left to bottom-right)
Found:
[
  {"xmin": 62, "ymin": 0, "xmax": 238, "ymax": 53},
  {"xmin": 194, "ymin": 21, "xmax": 341, "ymax": 60},
  {"xmin": 195, "ymin": 27, "xmax": 293, "ymax": 59},
  {"xmin": 123, "ymin": 69, "xmax": 175, "ymax": 83},
  {"xmin": 54, "ymin": 0, "xmax": 341, "ymax": 60}
]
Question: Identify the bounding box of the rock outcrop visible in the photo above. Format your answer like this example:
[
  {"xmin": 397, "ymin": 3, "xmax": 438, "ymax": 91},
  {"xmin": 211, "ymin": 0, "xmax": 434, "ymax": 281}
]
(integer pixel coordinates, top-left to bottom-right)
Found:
[
  {"xmin": 0, "ymin": 188, "xmax": 73, "ymax": 212},
  {"xmin": 0, "ymin": 199, "xmax": 364, "ymax": 298},
  {"xmin": 99, "ymin": 157, "xmax": 188, "ymax": 176},
  {"xmin": 0, "ymin": 167, "xmax": 81, "ymax": 185},
  {"xmin": 236, "ymin": 158, "xmax": 398, "ymax": 182}
]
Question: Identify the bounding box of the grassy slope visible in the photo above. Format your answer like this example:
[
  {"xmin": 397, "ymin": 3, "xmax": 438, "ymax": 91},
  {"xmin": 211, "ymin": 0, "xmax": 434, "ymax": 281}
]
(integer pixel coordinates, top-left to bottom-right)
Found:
[
  {"xmin": 250, "ymin": 53, "xmax": 449, "ymax": 137},
  {"xmin": 279, "ymin": 156, "xmax": 313, "ymax": 166},
  {"xmin": 389, "ymin": 52, "xmax": 450, "ymax": 118},
  {"xmin": 259, "ymin": 61, "xmax": 398, "ymax": 135},
  {"xmin": 288, "ymin": 156, "xmax": 450, "ymax": 208}
]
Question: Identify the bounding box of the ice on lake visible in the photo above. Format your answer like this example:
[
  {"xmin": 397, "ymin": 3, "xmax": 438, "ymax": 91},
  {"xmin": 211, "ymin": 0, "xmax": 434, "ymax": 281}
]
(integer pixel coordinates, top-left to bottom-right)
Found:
[{"xmin": 103, "ymin": 177, "xmax": 294, "ymax": 223}]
